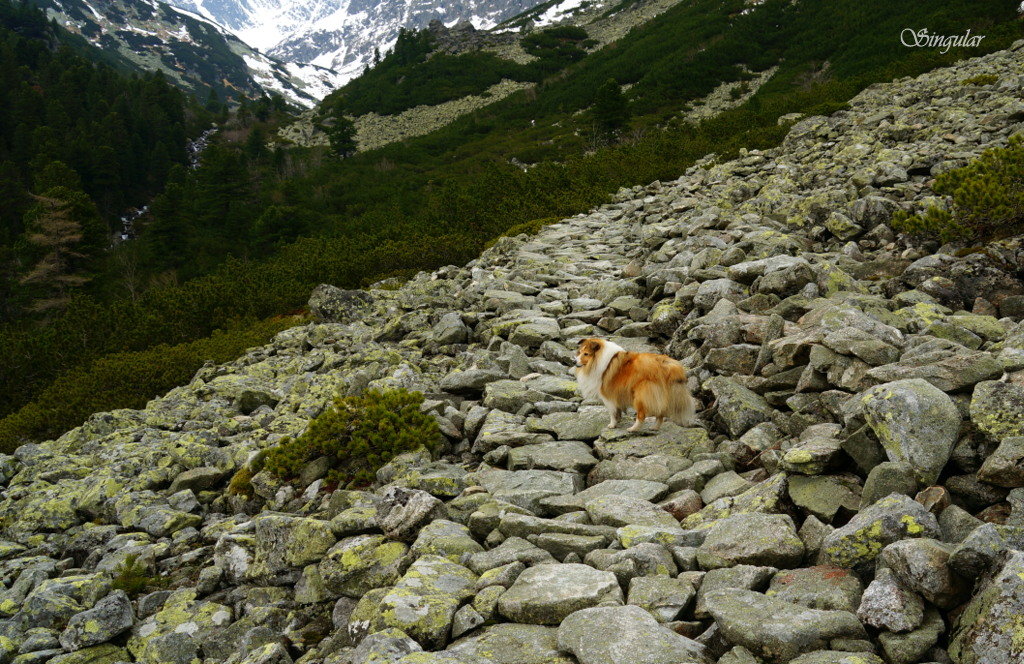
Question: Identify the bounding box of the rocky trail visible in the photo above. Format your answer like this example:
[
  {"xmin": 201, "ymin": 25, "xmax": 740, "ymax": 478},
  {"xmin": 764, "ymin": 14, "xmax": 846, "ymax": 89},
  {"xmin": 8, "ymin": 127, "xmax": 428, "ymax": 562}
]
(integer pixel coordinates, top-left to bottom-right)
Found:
[{"xmin": 5, "ymin": 42, "xmax": 1024, "ymax": 664}]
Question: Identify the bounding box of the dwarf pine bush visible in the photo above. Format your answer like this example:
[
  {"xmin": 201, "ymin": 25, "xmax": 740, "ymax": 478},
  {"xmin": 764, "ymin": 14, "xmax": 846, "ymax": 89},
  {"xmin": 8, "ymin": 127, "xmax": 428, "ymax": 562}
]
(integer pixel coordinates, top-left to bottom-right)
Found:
[
  {"xmin": 263, "ymin": 388, "xmax": 441, "ymax": 488},
  {"xmin": 891, "ymin": 134, "xmax": 1024, "ymax": 242}
]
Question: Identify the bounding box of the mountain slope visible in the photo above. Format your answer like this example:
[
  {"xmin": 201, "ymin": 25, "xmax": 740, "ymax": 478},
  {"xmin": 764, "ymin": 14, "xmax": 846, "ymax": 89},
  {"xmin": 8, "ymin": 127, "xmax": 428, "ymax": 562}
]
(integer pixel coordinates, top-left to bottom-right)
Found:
[
  {"xmin": 3, "ymin": 39, "xmax": 1024, "ymax": 664},
  {"xmin": 29, "ymin": 0, "xmax": 345, "ymax": 105},
  {"xmin": 168, "ymin": 0, "xmax": 549, "ymax": 82}
]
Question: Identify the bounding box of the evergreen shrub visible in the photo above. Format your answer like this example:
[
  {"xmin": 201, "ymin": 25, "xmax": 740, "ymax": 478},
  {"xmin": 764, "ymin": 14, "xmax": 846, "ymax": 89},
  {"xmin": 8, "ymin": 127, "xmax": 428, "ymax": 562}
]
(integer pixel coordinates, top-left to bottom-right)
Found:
[
  {"xmin": 263, "ymin": 388, "xmax": 441, "ymax": 488},
  {"xmin": 891, "ymin": 134, "xmax": 1024, "ymax": 242}
]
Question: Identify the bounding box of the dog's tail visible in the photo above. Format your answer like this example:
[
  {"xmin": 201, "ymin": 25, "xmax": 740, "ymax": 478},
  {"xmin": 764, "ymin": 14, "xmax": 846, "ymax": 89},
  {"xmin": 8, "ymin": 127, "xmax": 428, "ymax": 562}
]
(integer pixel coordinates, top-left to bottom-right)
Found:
[
  {"xmin": 667, "ymin": 365, "xmax": 698, "ymax": 426},
  {"xmin": 669, "ymin": 382, "xmax": 697, "ymax": 426}
]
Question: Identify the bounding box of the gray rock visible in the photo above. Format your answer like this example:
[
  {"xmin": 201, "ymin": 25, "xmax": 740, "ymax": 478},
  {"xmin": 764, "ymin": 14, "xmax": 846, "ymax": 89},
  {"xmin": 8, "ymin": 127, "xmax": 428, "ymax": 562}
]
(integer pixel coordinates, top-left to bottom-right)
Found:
[
  {"xmin": 474, "ymin": 468, "xmax": 580, "ymax": 513},
  {"xmin": 699, "ymin": 472, "xmax": 752, "ymax": 504},
  {"xmin": 360, "ymin": 555, "xmax": 477, "ymax": 650},
  {"xmin": 877, "ymin": 608, "xmax": 944, "ymax": 664},
  {"xmin": 168, "ymin": 466, "xmax": 224, "ymax": 494},
  {"xmin": 706, "ymin": 377, "xmax": 774, "ymax": 437},
  {"xmin": 584, "ymin": 495, "xmax": 679, "ymax": 528},
  {"xmin": 881, "ymin": 538, "xmax": 967, "ymax": 609},
  {"xmin": 937, "ymin": 504, "xmax": 983, "ymax": 544},
  {"xmin": 527, "ymin": 407, "xmax": 608, "ymax": 441},
  {"xmin": 696, "ymin": 513, "xmax": 804, "ymax": 570},
  {"xmin": 433, "ymin": 312, "xmax": 470, "ymax": 345},
  {"xmin": 866, "ymin": 343, "xmax": 1001, "ymax": 393},
  {"xmin": 557, "ymin": 605, "xmax": 709, "ymax": 664},
  {"xmin": 449, "ymin": 624, "xmax": 573, "ymax": 664},
  {"xmin": 787, "ymin": 475, "xmax": 859, "ymax": 522},
  {"xmin": 694, "ymin": 565, "xmax": 777, "ymax": 619},
  {"xmin": 440, "ymin": 370, "xmax": 507, "ymax": 396},
  {"xmin": 857, "ymin": 567, "xmax": 925, "ymax": 634},
  {"xmin": 818, "ymin": 493, "xmax": 940, "ymax": 570},
  {"xmin": 860, "ymin": 379, "xmax": 961, "ymax": 485},
  {"xmin": 970, "ymin": 381, "xmax": 1024, "ymax": 442},
  {"xmin": 788, "ymin": 652, "xmax": 884, "ymax": 664},
  {"xmin": 410, "ymin": 519, "xmax": 484, "ymax": 563},
  {"xmin": 627, "ymin": 576, "xmax": 696, "ymax": 622},
  {"xmin": 308, "ymin": 284, "xmax": 373, "ymax": 323},
  {"xmin": 377, "ymin": 487, "xmax": 445, "ymax": 542},
  {"xmin": 766, "ymin": 566, "xmax": 863, "ymax": 613},
  {"xmin": 949, "ymin": 523, "xmax": 1024, "ymax": 577},
  {"xmin": 977, "ymin": 436, "xmax": 1024, "ymax": 488},
  {"xmin": 497, "ymin": 563, "xmax": 623, "ymax": 625},
  {"xmin": 860, "ymin": 462, "xmax": 918, "ymax": 508},
  {"xmin": 466, "ymin": 537, "xmax": 555, "ymax": 574},
  {"xmin": 59, "ymin": 590, "xmax": 134, "ymax": 650},
  {"xmin": 507, "ymin": 441, "xmax": 598, "ymax": 474},
  {"xmin": 351, "ymin": 628, "xmax": 421, "ymax": 664},
  {"xmin": 704, "ymin": 589, "xmax": 867, "ymax": 663},
  {"xmin": 949, "ymin": 550, "xmax": 1024, "ymax": 664}
]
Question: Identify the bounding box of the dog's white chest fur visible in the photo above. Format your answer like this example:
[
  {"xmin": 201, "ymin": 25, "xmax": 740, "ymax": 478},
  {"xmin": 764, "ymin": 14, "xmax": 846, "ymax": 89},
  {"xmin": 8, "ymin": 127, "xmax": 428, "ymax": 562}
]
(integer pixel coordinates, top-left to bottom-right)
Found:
[{"xmin": 576, "ymin": 340, "xmax": 625, "ymax": 401}]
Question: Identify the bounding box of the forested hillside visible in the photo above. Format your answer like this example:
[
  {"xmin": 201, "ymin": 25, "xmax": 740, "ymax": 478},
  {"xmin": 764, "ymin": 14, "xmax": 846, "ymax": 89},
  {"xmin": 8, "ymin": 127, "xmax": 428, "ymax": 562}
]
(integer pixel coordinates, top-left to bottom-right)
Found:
[
  {"xmin": 1, "ymin": 0, "xmax": 1021, "ymax": 450},
  {"xmin": 0, "ymin": 1, "xmax": 202, "ymax": 316}
]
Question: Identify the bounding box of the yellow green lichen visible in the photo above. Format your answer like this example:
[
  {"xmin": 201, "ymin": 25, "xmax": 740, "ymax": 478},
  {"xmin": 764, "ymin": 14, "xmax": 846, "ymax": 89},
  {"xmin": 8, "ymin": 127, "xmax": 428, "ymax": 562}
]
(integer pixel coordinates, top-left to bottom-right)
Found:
[{"xmin": 901, "ymin": 514, "xmax": 925, "ymax": 535}]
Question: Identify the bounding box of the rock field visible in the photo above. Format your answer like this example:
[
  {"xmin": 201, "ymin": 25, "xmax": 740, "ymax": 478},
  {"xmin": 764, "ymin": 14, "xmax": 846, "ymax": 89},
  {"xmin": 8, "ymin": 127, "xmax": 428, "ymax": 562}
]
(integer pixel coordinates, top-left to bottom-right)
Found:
[{"xmin": 4, "ymin": 41, "xmax": 1024, "ymax": 664}]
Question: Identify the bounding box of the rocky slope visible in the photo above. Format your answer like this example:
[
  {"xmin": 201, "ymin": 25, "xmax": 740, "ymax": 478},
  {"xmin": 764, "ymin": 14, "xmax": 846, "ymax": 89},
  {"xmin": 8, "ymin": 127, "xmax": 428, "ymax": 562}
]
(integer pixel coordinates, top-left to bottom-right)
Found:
[{"xmin": 4, "ymin": 40, "xmax": 1024, "ymax": 664}]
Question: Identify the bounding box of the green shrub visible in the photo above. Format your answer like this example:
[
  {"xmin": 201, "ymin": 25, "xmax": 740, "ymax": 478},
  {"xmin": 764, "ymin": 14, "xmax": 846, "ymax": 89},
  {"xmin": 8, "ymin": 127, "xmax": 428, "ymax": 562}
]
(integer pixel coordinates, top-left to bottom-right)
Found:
[
  {"xmin": 263, "ymin": 388, "xmax": 441, "ymax": 488},
  {"xmin": 891, "ymin": 134, "xmax": 1024, "ymax": 242},
  {"xmin": 111, "ymin": 555, "xmax": 166, "ymax": 596},
  {"xmin": 961, "ymin": 74, "xmax": 999, "ymax": 86}
]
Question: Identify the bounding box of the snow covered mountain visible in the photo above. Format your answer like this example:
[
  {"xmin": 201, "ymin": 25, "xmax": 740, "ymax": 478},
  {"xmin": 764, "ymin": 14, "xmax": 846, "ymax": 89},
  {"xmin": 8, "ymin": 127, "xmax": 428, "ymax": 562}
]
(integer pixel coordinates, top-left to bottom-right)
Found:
[
  {"xmin": 167, "ymin": 0, "xmax": 549, "ymax": 83},
  {"xmin": 28, "ymin": 0, "xmax": 346, "ymax": 106}
]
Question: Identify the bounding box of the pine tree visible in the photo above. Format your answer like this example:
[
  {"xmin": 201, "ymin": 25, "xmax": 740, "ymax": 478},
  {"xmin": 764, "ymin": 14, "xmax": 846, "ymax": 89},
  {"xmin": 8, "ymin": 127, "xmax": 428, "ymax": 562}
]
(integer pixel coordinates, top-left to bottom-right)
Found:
[
  {"xmin": 19, "ymin": 187, "xmax": 102, "ymax": 313},
  {"xmin": 593, "ymin": 79, "xmax": 630, "ymax": 134},
  {"xmin": 322, "ymin": 106, "xmax": 357, "ymax": 158}
]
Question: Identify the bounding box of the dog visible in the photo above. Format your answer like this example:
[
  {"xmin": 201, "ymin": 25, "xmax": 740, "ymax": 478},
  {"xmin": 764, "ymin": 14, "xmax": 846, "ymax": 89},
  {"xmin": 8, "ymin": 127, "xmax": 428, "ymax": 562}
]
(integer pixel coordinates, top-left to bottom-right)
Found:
[{"xmin": 574, "ymin": 337, "xmax": 697, "ymax": 432}]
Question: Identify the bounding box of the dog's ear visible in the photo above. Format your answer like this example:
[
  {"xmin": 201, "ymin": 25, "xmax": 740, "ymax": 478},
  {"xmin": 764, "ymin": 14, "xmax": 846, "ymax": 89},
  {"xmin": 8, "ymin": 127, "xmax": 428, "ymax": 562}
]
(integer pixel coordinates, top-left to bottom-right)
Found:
[{"xmin": 581, "ymin": 339, "xmax": 600, "ymax": 354}]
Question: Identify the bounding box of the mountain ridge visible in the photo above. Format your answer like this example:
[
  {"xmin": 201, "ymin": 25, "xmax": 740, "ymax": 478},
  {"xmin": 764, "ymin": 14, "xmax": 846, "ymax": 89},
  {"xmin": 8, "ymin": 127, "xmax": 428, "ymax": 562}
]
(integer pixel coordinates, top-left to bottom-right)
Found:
[
  {"xmin": 29, "ymin": 0, "xmax": 346, "ymax": 105},
  {"xmin": 168, "ymin": 0, "xmax": 552, "ymax": 83}
]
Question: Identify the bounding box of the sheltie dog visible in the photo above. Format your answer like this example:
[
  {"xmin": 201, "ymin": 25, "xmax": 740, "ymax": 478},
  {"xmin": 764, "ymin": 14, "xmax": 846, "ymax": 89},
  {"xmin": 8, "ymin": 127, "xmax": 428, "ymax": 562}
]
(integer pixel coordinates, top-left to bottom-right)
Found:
[{"xmin": 574, "ymin": 338, "xmax": 697, "ymax": 432}]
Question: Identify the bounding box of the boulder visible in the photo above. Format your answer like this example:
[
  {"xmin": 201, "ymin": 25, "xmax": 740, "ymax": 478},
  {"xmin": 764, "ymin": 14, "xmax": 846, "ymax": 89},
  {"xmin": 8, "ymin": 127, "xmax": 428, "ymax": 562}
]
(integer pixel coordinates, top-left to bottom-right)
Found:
[
  {"xmin": 857, "ymin": 567, "xmax": 925, "ymax": 633},
  {"xmin": 970, "ymin": 381, "xmax": 1024, "ymax": 441},
  {"xmin": 949, "ymin": 550, "xmax": 1024, "ymax": 664},
  {"xmin": 557, "ymin": 605, "xmax": 709, "ymax": 664},
  {"xmin": 704, "ymin": 589, "xmax": 867, "ymax": 663},
  {"xmin": 308, "ymin": 284, "xmax": 373, "ymax": 323},
  {"xmin": 818, "ymin": 494, "xmax": 940, "ymax": 570},
  {"xmin": 497, "ymin": 563, "xmax": 623, "ymax": 625},
  {"xmin": 319, "ymin": 535, "xmax": 408, "ymax": 597},
  {"xmin": 881, "ymin": 538, "xmax": 968, "ymax": 609},
  {"xmin": 449, "ymin": 624, "xmax": 573, "ymax": 664},
  {"xmin": 60, "ymin": 590, "xmax": 134, "ymax": 651},
  {"xmin": 696, "ymin": 513, "xmax": 804, "ymax": 569},
  {"xmin": 766, "ymin": 566, "xmax": 863, "ymax": 613},
  {"xmin": 977, "ymin": 437, "xmax": 1024, "ymax": 488},
  {"xmin": 860, "ymin": 379, "xmax": 961, "ymax": 485}
]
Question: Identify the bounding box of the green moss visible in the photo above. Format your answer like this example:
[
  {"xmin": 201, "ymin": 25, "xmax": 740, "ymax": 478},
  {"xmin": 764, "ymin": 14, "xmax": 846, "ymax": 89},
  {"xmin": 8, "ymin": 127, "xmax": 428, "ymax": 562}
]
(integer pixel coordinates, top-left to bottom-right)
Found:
[{"xmin": 226, "ymin": 466, "xmax": 255, "ymax": 498}]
